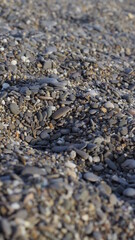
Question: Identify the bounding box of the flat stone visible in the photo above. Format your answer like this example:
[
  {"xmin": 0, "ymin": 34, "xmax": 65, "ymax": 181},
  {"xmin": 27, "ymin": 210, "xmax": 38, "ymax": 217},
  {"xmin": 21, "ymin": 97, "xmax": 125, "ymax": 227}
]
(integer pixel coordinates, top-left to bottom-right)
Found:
[
  {"xmin": 52, "ymin": 107, "xmax": 70, "ymax": 120},
  {"xmin": 83, "ymin": 172, "xmax": 100, "ymax": 182},
  {"xmin": 21, "ymin": 166, "xmax": 46, "ymax": 176},
  {"xmin": 39, "ymin": 77, "xmax": 66, "ymax": 88},
  {"xmin": 52, "ymin": 145, "xmax": 68, "ymax": 153}
]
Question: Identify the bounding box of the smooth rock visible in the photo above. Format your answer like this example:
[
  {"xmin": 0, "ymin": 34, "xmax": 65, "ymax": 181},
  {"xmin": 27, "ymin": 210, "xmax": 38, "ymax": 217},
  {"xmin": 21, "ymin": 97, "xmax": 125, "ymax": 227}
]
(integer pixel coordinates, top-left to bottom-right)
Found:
[
  {"xmin": 52, "ymin": 107, "xmax": 70, "ymax": 120},
  {"xmin": 123, "ymin": 188, "xmax": 135, "ymax": 197},
  {"xmin": 9, "ymin": 102, "xmax": 20, "ymax": 115},
  {"xmin": 74, "ymin": 148, "xmax": 89, "ymax": 160},
  {"xmin": 84, "ymin": 172, "xmax": 100, "ymax": 182},
  {"xmin": 0, "ymin": 218, "xmax": 12, "ymax": 238},
  {"xmin": 105, "ymin": 159, "xmax": 117, "ymax": 170},
  {"xmin": 121, "ymin": 159, "xmax": 135, "ymax": 169},
  {"xmin": 104, "ymin": 101, "xmax": 114, "ymax": 109},
  {"xmin": 52, "ymin": 145, "xmax": 68, "ymax": 153},
  {"xmin": 21, "ymin": 166, "xmax": 46, "ymax": 176},
  {"xmin": 40, "ymin": 130, "xmax": 50, "ymax": 140}
]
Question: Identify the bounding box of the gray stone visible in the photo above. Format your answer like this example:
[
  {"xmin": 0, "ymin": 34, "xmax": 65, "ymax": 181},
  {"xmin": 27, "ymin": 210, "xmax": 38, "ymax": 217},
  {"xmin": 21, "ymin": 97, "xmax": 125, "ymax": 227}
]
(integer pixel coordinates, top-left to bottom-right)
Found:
[
  {"xmin": 9, "ymin": 102, "xmax": 20, "ymax": 115},
  {"xmin": 121, "ymin": 159, "xmax": 135, "ymax": 169},
  {"xmin": 123, "ymin": 188, "xmax": 135, "ymax": 197},
  {"xmin": 74, "ymin": 148, "xmax": 89, "ymax": 160},
  {"xmin": 104, "ymin": 101, "xmax": 114, "ymax": 109},
  {"xmin": 83, "ymin": 172, "xmax": 100, "ymax": 182},
  {"xmin": 40, "ymin": 130, "xmax": 50, "ymax": 140},
  {"xmin": 0, "ymin": 218, "xmax": 12, "ymax": 238},
  {"xmin": 52, "ymin": 107, "xmax": 70, "ymax": 120},
  {"xmin": 105, "ymin": 158, "xmax": 117, "ymax": 170},
  {"xmin": 21, "ymin": 166, "xmax": 46, "ymax": 176},
  {"xmin": 52, "ymin": 145, "xmax": 68, "ymax": 153}
]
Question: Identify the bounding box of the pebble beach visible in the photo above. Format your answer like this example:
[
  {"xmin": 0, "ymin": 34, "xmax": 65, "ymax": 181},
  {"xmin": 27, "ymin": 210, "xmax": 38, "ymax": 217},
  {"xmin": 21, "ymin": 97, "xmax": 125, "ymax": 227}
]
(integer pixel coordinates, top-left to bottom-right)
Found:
[{"xmin": 0, "ymin": 0, "xmax": 135, "ymax": 239}]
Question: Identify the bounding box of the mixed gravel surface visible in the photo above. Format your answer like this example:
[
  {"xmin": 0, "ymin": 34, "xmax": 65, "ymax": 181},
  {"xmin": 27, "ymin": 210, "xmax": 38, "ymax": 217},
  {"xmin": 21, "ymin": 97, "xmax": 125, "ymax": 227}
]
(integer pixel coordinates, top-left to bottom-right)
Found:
[{"xmin": 0, "ymin": 0, "xmax": 135, "ymax": 239}]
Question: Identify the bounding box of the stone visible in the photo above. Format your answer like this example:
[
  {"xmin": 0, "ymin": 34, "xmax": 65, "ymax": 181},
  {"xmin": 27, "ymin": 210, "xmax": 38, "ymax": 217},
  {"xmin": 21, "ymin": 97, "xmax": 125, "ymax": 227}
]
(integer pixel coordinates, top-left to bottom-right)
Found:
[
  {"xmin": 40, "ymin": 130, "xmax": 50, "ymax": 140},
  {"xmin": 104, "ymin": 101, "xmax": 114, "ymax": 109},
  {"xmin": 121, "ymin": 159, "xmax": 135, "ymax": 169},
  {"xmin": 9, "ymin": 103, "xmax": 20, "ymax": 115},
  {"xmin": 74, "ymin": 148, "xmax": 89, "ymax": 160},
  {"xmin": 123, "ymin": 188, "xmax": 135, "ymax": 197},
  {"xmin": 21, "ymin": 166, "xmax": 46, "ymax": 176},
  {"xmin": 83, "ymin": 172, "xmax": 100, "ymax": 182},
  {"xmin": 105, "ymin": 159, "xmax": 117, "ymax": 170},
  {"xmin": 0, "ymin": 218, "xmax": 12, "ymax": 238},
  {"xmin": 52, "ymin": 107, "xmax": 70, "ymax": 120}
]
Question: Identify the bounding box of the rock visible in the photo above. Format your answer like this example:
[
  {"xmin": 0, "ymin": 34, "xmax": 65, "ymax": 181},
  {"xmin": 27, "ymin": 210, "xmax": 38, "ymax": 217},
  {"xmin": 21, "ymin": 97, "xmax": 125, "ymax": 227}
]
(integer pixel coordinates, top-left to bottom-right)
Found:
[
  {"xmin": 65, "ymin": 161, "xmax": 76, "ymax": 169},
  {"xmin": 105, "ymin": 158, "xmax": 117, "ymax": 170},
  {"xmin": 70, "ymin": 150, "xmax": 76, "ymax": 159},
  {"xmin": 121, "ymin": 159, "xmax": 135, "ymax": 169},
  {"xmin": 123, "ymin": 188, "xmax": 135, "ymax": 197},
  {"xmin": 83, "ymin": 172, "xmax": 100, "ymax": 182},
  {"xmin": 2, "ymin": 83, "xmax": 10, "ymax": 90},
  {"xmin": 44, "ymin": 46, "xmax": 57, "ymax": 54},
  {"xmin": 11, "ymin": 59, "xmax": 17, "ymax": 65},
  {"xmin": 104, "ymin": 101, "xmax": 114, "ymax": 109},
  {"xmin": 21, "ymin": 166, "xmax": 46, "ymax": 176},
  {"xmin": 74, "ymin": 148, "xmax": 89, "ymax": 160},
  {"xmin": 52, "ymin": 145, "xmax": 68, "ymax": 153},
  {"xmin": 43, "ymin": 60, "xmax": 52, "ymax": 70},
  {"xmin": 93, "ymin": 156, "xmax": 100, "ymax": 163},
  {"xmin": 39, "ymin": 77, "xmax": 66, "ymax": 88},
  {"xmin": 0, "ymin": 218, "xmax": 12, "ymax": 238},
  {"xmin": 87, "ymin": 90, "xmax": 98, "ymax": 97},
  {"xmin": 40, "ymin": 130, "xmax": 50, "ymax": 140},
  {"xmin": 52, "ymin": 107, "xmax": 70, "ymax": 119},
  {"xmin": 9, "ymin": 102, "xmax": 20, "ymax": 115}
]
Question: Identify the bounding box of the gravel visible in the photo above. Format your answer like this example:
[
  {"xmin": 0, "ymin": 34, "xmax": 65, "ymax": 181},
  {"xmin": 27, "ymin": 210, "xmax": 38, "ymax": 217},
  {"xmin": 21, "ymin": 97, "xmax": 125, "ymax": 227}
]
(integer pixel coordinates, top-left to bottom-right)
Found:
[{"xmin": 0, "ymin": 0, "xmax": 135, "ymax": 239}]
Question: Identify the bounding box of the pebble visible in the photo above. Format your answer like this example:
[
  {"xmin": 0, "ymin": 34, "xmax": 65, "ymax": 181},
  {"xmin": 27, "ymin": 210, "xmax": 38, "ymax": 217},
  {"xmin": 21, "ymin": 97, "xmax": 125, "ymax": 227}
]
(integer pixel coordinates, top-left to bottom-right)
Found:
[
  {"xmin": 21, "ymin": 166, "xmax": 46, "ymax": 176},
  {"xmin": 0, "ymin": 218, "xmax": 12, "ymax": 238},
  {"xmin": 2, "ymin": 83, "xmax": 10, "ymax": 90},
  {"xmin": 0, "ymin": 1, "xmax": 135, "ymax": 239},
  {"xmin": 105, "ymin": 158, "xmax": 117, "ymax": 170},
  {"xmin": 9, "ymin": 103, "xmax": 20, "ymax": 115},
  {"xmin": 74, "ymin": 148, "xmax": 89, "ymax": 160},
  {"xmin": 104, "ymin": 101, "xmax": 114, "ymax": 109},
  {"xmin": 52, "ymin": 145, "xmax": 68, "ymax": 153},
  {"xmin": 83, "ymin": 172, "xmax": 101, "ymax": 182},
  {"xmin": 39, "ymin": 77, "xmax": 66, "ymax": 88},
  {"xmin": 87, "ymin": 90, "xmax": 98, "ymax": 97},
  {"xmin": 52, "ymin": 107, "xmax": 70, "ymax": 120},
  {"xmin": 93, "ymin": 156, "xmax": 100, "ymax": 163},
  {"xmin": 11, "ymin": 60, "xmax": 17, "ymax": 65},
  {"xmin": 123, "ymin": 188, "xmax": 135, "ymax": 197},
  {"xmin": 40, "ymin": 130, "xmax": 50, "ymax": 140},
  {"xmin": 65, "ymin": 161, "xmax": 76, "ymax": 169},
  {"xmin": 121, "ymin": 159, "xmax": 135, "ymax": 169},
  {"xmin": 70, "ymin": 150, "xmax": 76, "ymax": 159}
]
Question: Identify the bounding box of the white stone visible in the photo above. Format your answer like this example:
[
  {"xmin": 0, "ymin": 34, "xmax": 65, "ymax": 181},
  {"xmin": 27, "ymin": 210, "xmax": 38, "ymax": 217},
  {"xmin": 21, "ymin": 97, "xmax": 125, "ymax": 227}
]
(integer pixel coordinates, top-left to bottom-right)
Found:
[
  {"xmin": 70, "ymin": 150, "xmax": 76, "ymax": 159},
  {"xmin": 11, "ymin": 60, "xmax": 17, "ymax": 65}
]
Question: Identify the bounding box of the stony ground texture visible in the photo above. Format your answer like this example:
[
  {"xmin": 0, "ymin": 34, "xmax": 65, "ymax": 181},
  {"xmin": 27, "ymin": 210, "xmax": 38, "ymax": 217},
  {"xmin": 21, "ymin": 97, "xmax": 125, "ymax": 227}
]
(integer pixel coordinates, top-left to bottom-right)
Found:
[{"xmin": 0, "ymin": 0, "xmax": 135, "ymax": 239}]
